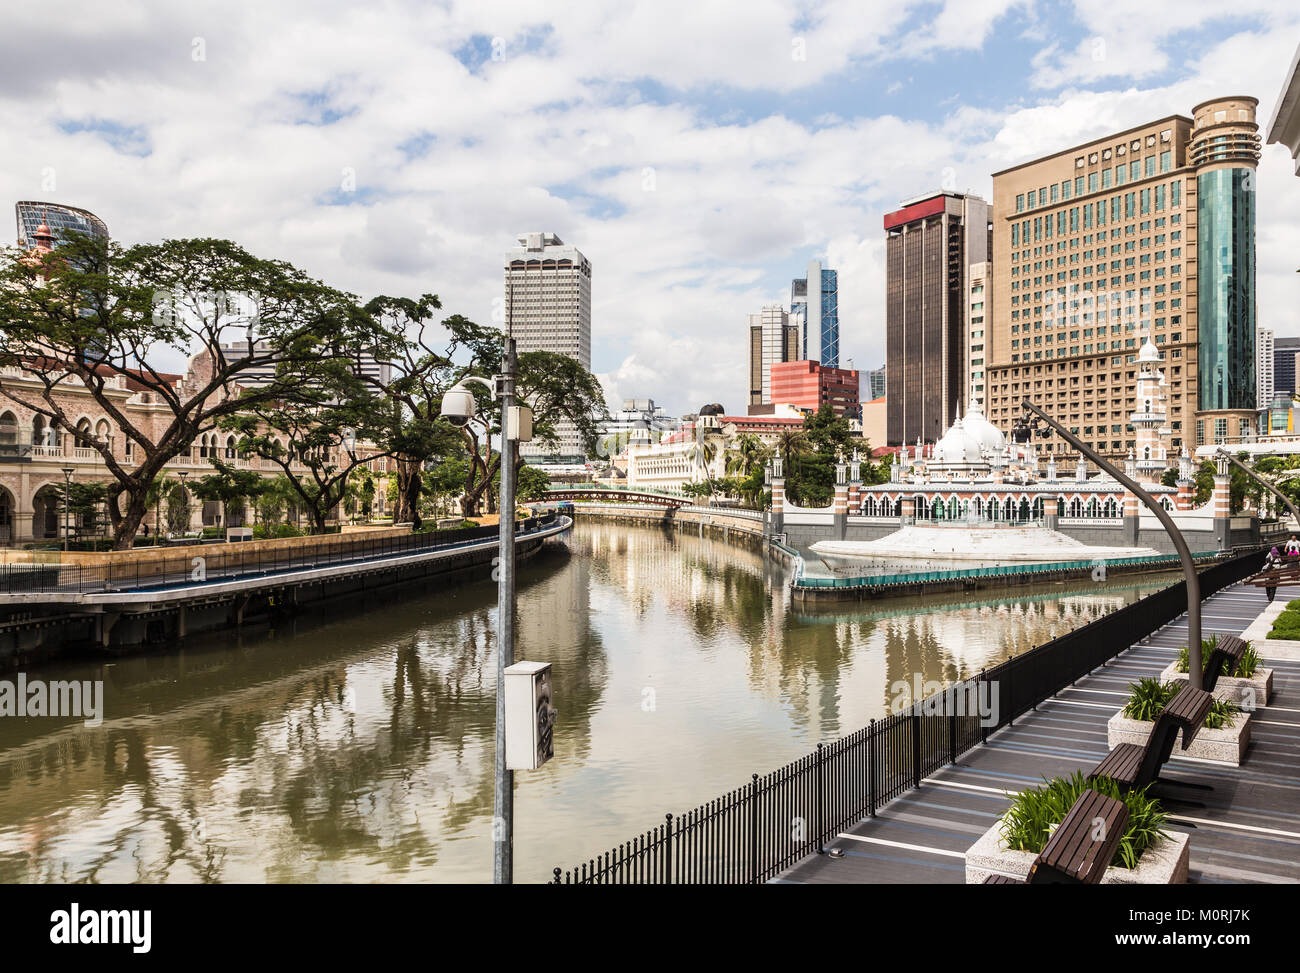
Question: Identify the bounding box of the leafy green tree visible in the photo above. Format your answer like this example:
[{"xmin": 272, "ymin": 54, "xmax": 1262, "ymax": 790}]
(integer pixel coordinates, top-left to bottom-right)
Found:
[
  {"xmin": 0, "ymin": 233, "xmax": 385, "ymax": 548},
  {"xmin": 191, "ymin": 458, "xmax": 267, "ymax": 528},
  {"xmin": 226, "ymin": 367, "xmax": 399, "ymax": 532}
]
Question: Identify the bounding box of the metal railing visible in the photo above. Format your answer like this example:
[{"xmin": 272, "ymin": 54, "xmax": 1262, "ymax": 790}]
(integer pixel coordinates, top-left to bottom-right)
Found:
[
  {"xmin": 795, "ymin": 549, "xmax": 1223, "ymax": 590},
  {"xmin": 549, "ymin": 548, "xmax": 1265, "ymax": 884},
  {"xmin": 0, "ymin": 512, "xmax": 562, "ymax": 595}
]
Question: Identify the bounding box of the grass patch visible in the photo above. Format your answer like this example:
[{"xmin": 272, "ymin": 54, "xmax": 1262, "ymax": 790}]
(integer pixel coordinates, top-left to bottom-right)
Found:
[{"xmin": 999, "ymin": 771, "xmax": 1169, "ymax": 870}]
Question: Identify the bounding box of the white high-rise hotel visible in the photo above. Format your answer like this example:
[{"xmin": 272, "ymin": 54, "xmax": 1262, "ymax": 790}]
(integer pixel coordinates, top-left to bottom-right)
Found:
[{"xmin": 504, "ymin": 232, "xmax": 593, "ymax": 461}]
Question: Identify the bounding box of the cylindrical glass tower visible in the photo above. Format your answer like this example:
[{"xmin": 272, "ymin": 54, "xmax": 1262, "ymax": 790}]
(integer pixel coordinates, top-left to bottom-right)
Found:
[{"xmin": 1191, "ymin": 97, "xmax": 1261, "ymax": 417}]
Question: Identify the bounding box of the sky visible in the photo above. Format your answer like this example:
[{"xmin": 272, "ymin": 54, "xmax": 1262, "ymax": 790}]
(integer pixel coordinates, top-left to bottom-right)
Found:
[{"xmin": 3, "ymin": 0, "xmax": 1300, "ymax": 418}]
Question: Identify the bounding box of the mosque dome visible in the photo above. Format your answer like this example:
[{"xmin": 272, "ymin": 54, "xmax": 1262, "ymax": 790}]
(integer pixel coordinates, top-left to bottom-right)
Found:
[
  {"xmin": 1138, "ymin": 338, "xmax": 1161, "ymax": 364},
  {"xmin": 933, "ymin": 417, "xmax": 983, "ymax": 464},
  {"xmin": 961, "ymin": 399, "xmax": 1005, "ymax": 454}
]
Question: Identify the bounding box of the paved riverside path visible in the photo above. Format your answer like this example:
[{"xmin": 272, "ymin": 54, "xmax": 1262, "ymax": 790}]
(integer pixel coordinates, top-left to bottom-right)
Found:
[{"xmin": 779, "ymin": 581, "xmax": 1300, "ymax": 884}]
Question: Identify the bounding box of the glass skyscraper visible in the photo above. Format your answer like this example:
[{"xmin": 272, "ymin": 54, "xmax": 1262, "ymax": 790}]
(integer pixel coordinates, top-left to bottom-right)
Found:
[
  {"xmin": 15, "ymin": 201, "xmax": 109, "ymax": 248},
  {"xmin": 1196, "ymin": 162, "xmax": 1257, "ymax": 412},
  {"xmin": 790, "ymin": 260, "xmax": 839, "ymax": 367}
]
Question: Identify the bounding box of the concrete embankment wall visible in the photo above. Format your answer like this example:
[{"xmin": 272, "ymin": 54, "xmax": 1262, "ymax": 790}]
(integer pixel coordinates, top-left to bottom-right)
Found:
[
  {"xmin": 572, "ymin": 503, "xmax": 768, "ymax": 551},
  {"xmin": 0, "ymin": 524, "xmax": 410, "ymax": 574},
  {"xmin": 0, "ymin": 524, "xmax": 565, "ymax": 665}
]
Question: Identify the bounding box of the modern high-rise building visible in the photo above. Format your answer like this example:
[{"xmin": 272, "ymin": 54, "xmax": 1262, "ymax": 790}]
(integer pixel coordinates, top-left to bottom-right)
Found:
[
  {"xmin": 747, "ymin": 306, "xmax": 801, "ymax": 407},
  {"xmin": 884, "ymin": 191, "xmax": 991, "ymax": 445},
  {"xmin": 1275, "ymin": 336, "xmax": 1300, "ymax": 397},
  {"xmin": 967, "ymin": 261, "xmax": 990, "ymax": 408},
  {"xmin": 1257, "ymin": 328, "xmax": 1275, "ymax": 409},
  {"xmin": 504, "ymin": 232, "xmax": 593, "ymax": 461},
  {"xmin": 790, "ymin": 260, "xmax": 840, "ymax": 366},
  {"xmin": 985, "ymin": 97, "xmax": 1261, "ymax": 459},
  {"xmin": 15, "ymin": 201, "xmax": 108, "ymax": 247},
  {"xmin": 866, "ymin": 365, "xmax": 886, "ymax": 401},
  {"xmin": 769, "ymin": 360, "xmax": 860, "ymax": 418}
]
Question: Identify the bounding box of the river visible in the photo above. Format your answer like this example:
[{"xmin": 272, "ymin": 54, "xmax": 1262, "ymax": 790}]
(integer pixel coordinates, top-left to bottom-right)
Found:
[{"xmin": 0, "ymin": 520, "xmax": 1179, "ymax": 883}]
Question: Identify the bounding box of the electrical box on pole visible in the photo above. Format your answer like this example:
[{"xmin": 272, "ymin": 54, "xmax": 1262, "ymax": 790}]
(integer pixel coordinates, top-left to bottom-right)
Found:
[
  {"xmin": 506, "ymin": 405, "xmax": 533, "ymax": 442},
  {"xmin": 505, "ymin": 661, "xmax": 555, "ymax": 770}
]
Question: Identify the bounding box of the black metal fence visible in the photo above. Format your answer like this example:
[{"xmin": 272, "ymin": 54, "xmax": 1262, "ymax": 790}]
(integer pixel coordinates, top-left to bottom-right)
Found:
[
  {"xmin": 550, "ymin": 548, "xmax": 1266, "ymax": 884},
  {"xmin": 1, "ymin": 512, "xmax": 561, "ymax": 594}
]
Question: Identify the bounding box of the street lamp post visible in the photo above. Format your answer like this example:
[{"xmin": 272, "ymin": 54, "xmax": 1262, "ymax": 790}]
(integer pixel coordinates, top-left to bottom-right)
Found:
[
  {"xmin": 61, "ymin": 467, "xmax": 74, "ymax": 553},
  {"xmin": 1013, "ymin": 397, "xmax": 1204, "ymax": 689},
  {"xmin": 438, "ymin": 336, "xmax": 529, "ymax": 884}
]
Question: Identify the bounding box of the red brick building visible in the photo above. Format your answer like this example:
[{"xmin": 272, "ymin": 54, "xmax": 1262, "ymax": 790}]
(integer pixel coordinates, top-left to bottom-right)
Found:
[{"xmin": 768, "ymin": 360, "xmax": 860, "ymax": 418}]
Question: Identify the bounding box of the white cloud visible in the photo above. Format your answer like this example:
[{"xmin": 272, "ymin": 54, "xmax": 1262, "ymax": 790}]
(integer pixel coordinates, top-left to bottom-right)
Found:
[{"xmin": 2, "ymin": 0, "xmax": 1299, "ymax": 420}]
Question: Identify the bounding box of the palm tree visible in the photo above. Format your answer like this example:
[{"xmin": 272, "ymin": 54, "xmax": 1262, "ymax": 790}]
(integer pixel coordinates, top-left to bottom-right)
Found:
[
  {"xmin": 687, "ymin": 430, "xmax": 723, "ymax": 501},
  {"xmin": 726, "ymin": 433, "xmax": 771, "ymax": 478},
  {"xmin": 774, "ymin": 427, "xmax": 810, "ymax": 463}
]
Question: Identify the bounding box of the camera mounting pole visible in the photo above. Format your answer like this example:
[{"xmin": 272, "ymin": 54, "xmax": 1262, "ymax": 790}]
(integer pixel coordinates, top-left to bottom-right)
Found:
[
  {"xmin": 1013, "ymin": 397, "xmax": 1203, "ymax": 688},
  {"xmin": 495, "ymin": 333, "xmax": 517, "ymax": 886}
]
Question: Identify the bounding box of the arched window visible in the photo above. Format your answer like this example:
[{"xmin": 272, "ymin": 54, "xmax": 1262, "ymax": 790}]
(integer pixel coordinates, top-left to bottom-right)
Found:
[
  {"xmin": 1033, "ymin": 497, "xmax": 1043, "ymax": 518},
  {"xmin": 1018, "ymin": 498, "xmax": 1030, "ymax": 522},
  {"xmin": 1103, "ymin": 497, "xmax": 1118, "ymax": 519},
  {"xmin": 226, "ymin": 435, "xmax": 237, "ymax": 459},
  {"xmin": 75, "ymin": 418, "xmax": 92, "ymax": 447},
  {"xmin": 1070, "ymin": 497, "xmax": 1083, "ymax": 517},
  {"xmin": 947, "ymin": 496, "xmax": 959, "ymax": 519},
  {"xmin": 931, "ymin": 497, "xmax": 945, "ymax": 520},
  {"xmin": 1087, "ymin": 497, "xmax": 1099, "ymax": 518},
  {"xmin": 0, "ymin": 411, "xmax": 16, "ymax": 448},
  {"xmin": 1002, "ymin": 498, "xmax": 1014, "ymax": 520}
]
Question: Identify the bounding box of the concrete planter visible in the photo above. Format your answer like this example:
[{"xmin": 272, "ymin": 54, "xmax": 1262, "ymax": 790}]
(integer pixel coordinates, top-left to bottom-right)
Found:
[
  {"xmin": 966, "ymin": 812, "xmax": 1189, "ymax": 884},
  {"xmin": 1158, "ymin": 661, "xmax": 1273, "ymax": 711},
  {"xmin": 1107, "ymin": 710, "xmax": 1250, "ymax": 766},
  {"xmin": 1253, "ymin": 637, "xmax": 1300, "ymax": 662}
]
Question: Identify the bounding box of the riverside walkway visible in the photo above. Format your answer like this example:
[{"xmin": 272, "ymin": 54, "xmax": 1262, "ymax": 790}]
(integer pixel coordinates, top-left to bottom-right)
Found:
[{"xmin": 779, "ymin": 580, "xmax": 1300, "ymax": 884}]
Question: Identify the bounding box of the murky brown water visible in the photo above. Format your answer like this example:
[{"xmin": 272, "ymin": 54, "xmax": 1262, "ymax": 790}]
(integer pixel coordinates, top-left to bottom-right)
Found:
[{"xmin": 0, "ymin": 521, "xmax": 1177, "ymax": 883}]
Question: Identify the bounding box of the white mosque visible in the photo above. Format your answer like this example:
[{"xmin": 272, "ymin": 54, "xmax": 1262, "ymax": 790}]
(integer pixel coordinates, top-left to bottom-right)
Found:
[{"xmin": 769, "ymin": 337, "xmax": 1237, "ymax": 570}]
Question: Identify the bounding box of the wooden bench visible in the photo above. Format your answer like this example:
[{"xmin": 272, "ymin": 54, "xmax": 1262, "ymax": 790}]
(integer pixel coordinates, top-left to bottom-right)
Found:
[
  {"xmin": 983, "ymin": 790, "xmax": 1129, "ymax": 884},
  {"xmin": 1202, "ymin": 634, "xmax": 1249, "ymax": 693},
  {"xmin": 1087, "ymin": 685, "xmax": 1213, "ymax": 792}
]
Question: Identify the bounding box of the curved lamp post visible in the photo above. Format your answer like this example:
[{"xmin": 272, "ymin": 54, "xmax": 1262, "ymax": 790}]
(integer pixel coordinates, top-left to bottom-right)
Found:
[
  {"xmin": 1214, "ymin": 448, "xmax": 1300, "ymax": 530},
  {"xmin": 1012, "ymin": 397, "xmax": 1204, "ymax": 688}
]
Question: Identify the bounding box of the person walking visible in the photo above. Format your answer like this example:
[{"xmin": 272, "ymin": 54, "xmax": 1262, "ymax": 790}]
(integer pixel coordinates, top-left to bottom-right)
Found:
[
  {"xmin": 1265, "ymin": 546, "xmax": 1282, "ymax": 603},
  {"xmin": 1287, "ymin": 536, "xmax": 1300, "ymax": 557}
]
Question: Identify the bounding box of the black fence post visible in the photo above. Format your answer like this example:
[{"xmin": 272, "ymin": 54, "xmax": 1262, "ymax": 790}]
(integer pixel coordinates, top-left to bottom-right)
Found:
[
  {"xmin": 979, "ymin": 670, "xmax": 988, "ymax": 745},
  {"xmin": 816, "ymin": 743, "xmax": 825, "ymax": 855},
  {"xmin": 948, "ymin": 688, "xmax": 957, "ymax": 764},
  {"xmin": 749, "ymin": 773, "xmax": 759, "ymax": 884},
  {"xmin": 1007, "ymin": 654, "xmax": 1015, "ymax": 727},
  {"xmin": 663, "ymin": 813, "xmax": 673, "ymax": 886},
  {"xmin": 910, "ymin": 708, "xmax": 921, "ymax": 788},
  {"xmin": 867, "ymin": 719, "xmax": 877, "ymax": 817}
]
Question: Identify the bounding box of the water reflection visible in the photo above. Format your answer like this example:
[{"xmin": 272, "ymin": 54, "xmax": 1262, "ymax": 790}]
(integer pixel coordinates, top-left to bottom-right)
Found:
[{"xmin": 0, "ymin": 522, "xmax": 1176, "ymax": 883}]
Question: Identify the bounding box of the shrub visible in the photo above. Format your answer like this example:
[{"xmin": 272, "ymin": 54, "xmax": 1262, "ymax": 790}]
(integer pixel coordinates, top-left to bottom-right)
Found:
[
  {"xmin": 999, "ymin": 771, "xmax": 1169, "ymax": 869},
  {"xmin": 1204, "ymin": 699, "xmax": 1239, "ymax": 731},
  {"xmin": 1173, "ymin": 636, "xmax": 1260, "ymax": 679},
  {"xmin": 1123, "ymin": 678, "xmax": 1232, "ymax": 728}
]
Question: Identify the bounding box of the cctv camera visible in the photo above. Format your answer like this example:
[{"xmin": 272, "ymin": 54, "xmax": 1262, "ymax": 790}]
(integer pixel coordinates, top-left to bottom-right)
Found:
[{"xmin": 440, "ymin": 388, "xmax": 478, "ymax": 426}]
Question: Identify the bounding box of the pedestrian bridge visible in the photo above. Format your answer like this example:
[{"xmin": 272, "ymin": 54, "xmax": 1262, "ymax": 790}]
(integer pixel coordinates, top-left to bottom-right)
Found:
[{"xmin": 545, "ymin": 488, "xmax": 690, "ymax": 508}]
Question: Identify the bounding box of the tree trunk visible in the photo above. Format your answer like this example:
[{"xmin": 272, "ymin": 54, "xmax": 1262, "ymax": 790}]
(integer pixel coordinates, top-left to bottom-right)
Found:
[
  {"xmin": 394, "ymin": 454, "xmax": 421, "ymax": 525},
  {"xmin": 111, "ymin": 490, "xmax": 151, "ymax": 551}
]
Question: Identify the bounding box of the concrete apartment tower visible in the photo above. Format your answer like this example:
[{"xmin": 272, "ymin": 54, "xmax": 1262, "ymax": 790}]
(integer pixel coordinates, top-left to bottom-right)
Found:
[
  {"xmin": 747, "ymin": 305, "xmax": 801, "ymax": 407},
  {"xmin": 985, "ymin": 97, "xmax": 1260, "ymax": 460},
  {"xmin": 1258, "ymin": 327, "xmax": 1275, "ymax": 409},
  {"xmin": 504, "ymin": 232, "xmax": 593, "ymax": 462},
  {"xmin": 790, "ymin": 260, "xmax": 840, "ymax": 367},
  {"xmin": 883, "ymin": 192, "xmax": 991, "ymax": 445}
]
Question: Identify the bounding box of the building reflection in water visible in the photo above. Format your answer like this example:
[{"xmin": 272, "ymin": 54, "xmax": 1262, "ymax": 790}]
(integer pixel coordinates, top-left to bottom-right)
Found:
[{"xmin": 0, "ymin": 522, "xmax": 1175, "ymax": 883}]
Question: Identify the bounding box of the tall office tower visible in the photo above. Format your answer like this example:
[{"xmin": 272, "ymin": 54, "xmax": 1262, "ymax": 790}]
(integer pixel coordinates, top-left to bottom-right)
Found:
[
  {"xmin": 967, "ymin": 261, "xmax": 990, "ymax": 408},
  {"xmin": 217, "ymin": 339, "xmax": 392, "ymax": 388},
  {"xmin": 866, "ymin": 365, "xmax": 887, "ymax": 400},
  {"xmin": 1275, "ymin": 336, "xmax": 1300, "ymax": 397},
  {"xmin": 790, "ymin": 260, "xmax": 840, "ymax": 366},
  {"xmin": 884, "ymin": 192, "xmax": 991, "ymax": 445},
  {"xmin": 15, "ymin": 201, "xmax": 108, "ymax": 247},
  {"xmin": 985, "ymin": 97, "xmax": 1261, "ymax": 460},
  {"xmin": 504, "ymin": 232, "xmax": 593, "ymax": 461},
  {"xmin": 1257, "ymin": 328, "xmax": 1275, "ymax": 409},
  {"xmin": 747, "ymin": 305, "xmax": 801, "ymax": 407}
]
